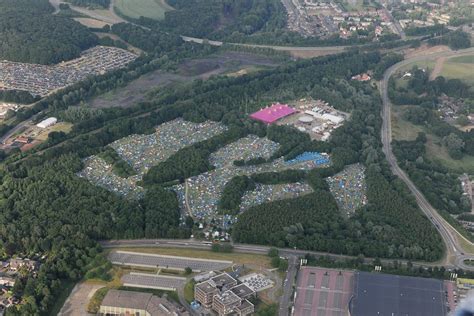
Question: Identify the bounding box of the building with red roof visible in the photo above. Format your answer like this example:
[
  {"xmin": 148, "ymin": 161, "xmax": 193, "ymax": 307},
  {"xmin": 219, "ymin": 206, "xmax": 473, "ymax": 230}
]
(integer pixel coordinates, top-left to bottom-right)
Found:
[{"xmin": 249, "ymin": 103, "xmax": 296, "ymax": 124}]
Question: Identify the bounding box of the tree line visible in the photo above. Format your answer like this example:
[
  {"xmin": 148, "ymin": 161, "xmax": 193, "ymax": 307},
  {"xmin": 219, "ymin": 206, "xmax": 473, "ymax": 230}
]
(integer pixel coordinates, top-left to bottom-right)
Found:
[{"xmin": 0, "ymin": 0, "xmax": 98, "ymax": 64}]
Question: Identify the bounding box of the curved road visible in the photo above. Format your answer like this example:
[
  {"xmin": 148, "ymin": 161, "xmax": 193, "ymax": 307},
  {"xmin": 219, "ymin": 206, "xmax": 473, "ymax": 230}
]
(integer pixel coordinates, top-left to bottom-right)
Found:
[{"xmin": 380, "ymin": 47, "xmax": 474, "ymax": 271}]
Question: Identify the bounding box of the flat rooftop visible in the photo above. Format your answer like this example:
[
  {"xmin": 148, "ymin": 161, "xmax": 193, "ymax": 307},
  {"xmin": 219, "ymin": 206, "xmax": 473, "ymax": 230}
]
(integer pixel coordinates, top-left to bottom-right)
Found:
[
  {"xmin": 109, "ymin": 251, "xmax": 232, "ymax": 272},
  {"xmin": 214, "ymin": 291, "xmax": 240, "ymax": 305},
  {"xmin": 211, "ymin": 273, "xmax": 237, "ymax": 289},
  {"xmin": 196, "ymin": 281, "xmax": 218, "ymax": 294},
  {"xmin": 230, "ymin": 284, "xmax": 254, "ymax": 299},
  {"xmin": 350, "ymin": 272, "xmax": 447, "ymax": 316}
]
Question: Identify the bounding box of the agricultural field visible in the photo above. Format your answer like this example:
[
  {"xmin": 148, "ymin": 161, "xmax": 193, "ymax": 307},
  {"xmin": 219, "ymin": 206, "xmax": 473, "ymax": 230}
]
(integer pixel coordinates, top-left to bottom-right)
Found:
[
  {"xmin": 114, "ymin": 0, "xmax": 173, "ymax": 20},
  {"xmin": 438, "ymin": 54, "xmax": 474, "ymax": 84}
]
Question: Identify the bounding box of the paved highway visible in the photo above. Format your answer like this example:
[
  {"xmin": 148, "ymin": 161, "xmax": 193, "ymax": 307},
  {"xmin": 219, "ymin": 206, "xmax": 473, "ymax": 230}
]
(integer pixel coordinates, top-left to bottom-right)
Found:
[{"xmin": 380, "ymin": 47, "xmax": 474, "ymax": 270}]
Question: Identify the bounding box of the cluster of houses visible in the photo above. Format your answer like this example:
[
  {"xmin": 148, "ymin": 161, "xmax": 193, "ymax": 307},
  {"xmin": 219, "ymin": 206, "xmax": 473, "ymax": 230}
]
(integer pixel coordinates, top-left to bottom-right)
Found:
[
  {"xmin": 285, "ymin": 0, "xmax": 396, "ymax": 39},
  {"xmin": 0, "ymin": 258, "xmax": 39, "ymax": 312},
  {"xmin": 335, "ymin": 9, "xmax": 393, "ymax": 38}
]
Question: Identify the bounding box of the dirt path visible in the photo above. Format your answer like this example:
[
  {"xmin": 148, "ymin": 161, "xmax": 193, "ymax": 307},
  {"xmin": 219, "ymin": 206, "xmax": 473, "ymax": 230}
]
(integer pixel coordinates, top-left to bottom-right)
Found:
[
  {"xmin": 58, "ymin": 282, "xmax": 103, "ymax": 316},
  {"xmin": 430, "ymin": 56, "xmax": 446, "ymax": 80}
]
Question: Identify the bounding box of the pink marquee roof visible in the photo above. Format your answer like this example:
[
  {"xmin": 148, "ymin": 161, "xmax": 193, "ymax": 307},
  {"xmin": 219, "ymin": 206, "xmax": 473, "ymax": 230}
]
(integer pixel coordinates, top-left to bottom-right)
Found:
[{"xmin": 249, "ymin": 103, "xmax": 296, "ymax": 124}]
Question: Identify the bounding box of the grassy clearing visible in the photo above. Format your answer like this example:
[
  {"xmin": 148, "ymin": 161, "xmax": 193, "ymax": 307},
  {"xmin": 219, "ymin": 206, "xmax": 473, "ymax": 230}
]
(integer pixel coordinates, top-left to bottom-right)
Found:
[
  {"xmin": 439, "ymin": 59, "xmax": 474, "ymax": 84},
  {"xmin": 399, "ymin": 60, "xmax": 436, "ymax": 73},
  {"xmin": 392, "ymin": 106, "xmax": 474, "ymax": 173},
  {"xmin": 36, "ymin": 122, "xmax": 73, "ymax": 141},
  {"xmin": 459, "ymin": 235, "xmax": 474, "ymax": 255},
  {"xmin": 47, "ymin": 280, "xmax": 76, "ymax": 316},
  {"xmin": 87, "ymin": 287, "xmax": 109, "ymax": 313},
  {"xmin": 391, "ymin": 106, "xmax": 423, "ymax": 141},
  {"xmin": 449, "ymin": 55, "xmax": 474, "ymax": 64},
  {"xmin": 114, "ymin": 0, "xmax": 173, "ymax": 20},
  {"xmin": 184, "ymin": 279, "xmax": 195, "ymax": 303},
  {"xmin": 425, "ymin": 135, "xmax": 474, "ymax": 173},
  {"xmin": 113, "ymin": 247, "xmax": 272, "ymax": 268}
]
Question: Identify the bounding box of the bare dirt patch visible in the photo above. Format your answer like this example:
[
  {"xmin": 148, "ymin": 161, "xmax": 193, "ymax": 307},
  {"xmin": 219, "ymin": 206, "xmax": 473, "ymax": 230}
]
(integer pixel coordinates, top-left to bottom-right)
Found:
[
  {"xmin": 74, "ymin": 18, "xmax": 110, "ymax": 28},
  {"xmin": 89, "ymin": 52, "xmax": 280, "ymax": 108},
  {"xmin": 290, "ymin": 49, "xmax": 344, "ymax": 59},
  {"xmin": 430, "ymin": 56, "xmax": 446, "ymax": 80},
  {"xmin": 404, "ymin": 44, "xmax": 450, "ymax": 59}
]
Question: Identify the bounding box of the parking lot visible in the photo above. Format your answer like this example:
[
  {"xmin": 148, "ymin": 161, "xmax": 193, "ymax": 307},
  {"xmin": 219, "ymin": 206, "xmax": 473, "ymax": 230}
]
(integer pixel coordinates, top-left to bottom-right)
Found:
[
  {"xmin": 109, "ymin": 251, "xmax": 233, "ymax": 272},
  {"xmin": 122, "ymin": 272, "xmax": 186, "ymax": 291}
]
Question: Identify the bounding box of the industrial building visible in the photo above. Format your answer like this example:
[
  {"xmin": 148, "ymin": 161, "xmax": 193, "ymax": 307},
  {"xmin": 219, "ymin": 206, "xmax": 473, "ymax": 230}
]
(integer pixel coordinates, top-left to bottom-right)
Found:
[
  {"xmin": 194, "ymin": 273, "xmax": 255, "ymax": 316},
  {"xmin": 350, "ymin": 272, "xmax": 448, "ymax": 316},
  {"xmin": 98, "ymin": 289, "xmax": 188, "ymax": 316},
  {"xmin": 36, "ymin": 117, "xmax": 57, "ymax": 129}
]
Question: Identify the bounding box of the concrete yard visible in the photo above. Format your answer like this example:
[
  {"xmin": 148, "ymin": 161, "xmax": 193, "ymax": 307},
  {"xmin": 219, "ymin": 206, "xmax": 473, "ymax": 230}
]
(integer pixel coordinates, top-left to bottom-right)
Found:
[
  {"xmin": 122, "ymin": 272, "xmax": 186, "ymax": 291},
  {"xmin": 109, "ymin": 251, "xmax": 233, "ymax": 272},
  {"xmin": 58, "ymin": 282, "xmax": 102, "ymax": 316}
]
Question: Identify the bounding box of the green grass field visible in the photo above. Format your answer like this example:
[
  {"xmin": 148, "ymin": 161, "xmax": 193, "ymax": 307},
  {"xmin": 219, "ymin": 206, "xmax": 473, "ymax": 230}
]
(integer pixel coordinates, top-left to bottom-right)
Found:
[
  {"xmin": 114, "ymin": 0, "xmax": 173, "ymax": 20},
  {"xmin": 439, "ymin": 55, "xmax": 474, "ymax": 84},
  {"xmin": 47, "ymin": 280, "xmax": 76, "ymax": 316},
  {"xmin": 449, "ymin": 55, "xmax": 474, "ymax": 64},
  {"xmin": 399, "ymin": 60, "xmax": 436, "ymax": 73},
  {"xmin": 392, "ymin": 106, "xmax": 474, "ymax": 173}
]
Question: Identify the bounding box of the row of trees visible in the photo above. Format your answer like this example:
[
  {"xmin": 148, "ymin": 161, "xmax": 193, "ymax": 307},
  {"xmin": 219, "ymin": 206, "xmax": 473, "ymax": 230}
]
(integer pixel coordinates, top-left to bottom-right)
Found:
[
  {"xmin": 427, "ymin": 30, "xmax": 472, "ymax": 50},
  {"xmin": 65, "ymin": 0, "xmax": 110, "ymax": 8},
  {"xmin": 0, "ymin": 90, "xmax": 39, "ymax": 105}
]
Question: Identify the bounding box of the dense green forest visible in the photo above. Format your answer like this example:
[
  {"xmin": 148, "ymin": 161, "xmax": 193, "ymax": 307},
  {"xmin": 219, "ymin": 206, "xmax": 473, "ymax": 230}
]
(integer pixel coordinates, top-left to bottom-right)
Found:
[
  {"xmin": 389, "ymin": 66, "xmax": 473, "ymax": 239},
  {"xmin": 0, "ymin": 90, "xmax": 40, "ymax": 105},
  {"xmin": 0, "ymin": 0, "xmax": 98, "ymax": 64},
  {"xmin": 427, "ymin": 30, "xmax": 472, "ymax": 50},
  {"xmin": 0, "ymin": 50, "xmax": 447, "ymax": 313}
]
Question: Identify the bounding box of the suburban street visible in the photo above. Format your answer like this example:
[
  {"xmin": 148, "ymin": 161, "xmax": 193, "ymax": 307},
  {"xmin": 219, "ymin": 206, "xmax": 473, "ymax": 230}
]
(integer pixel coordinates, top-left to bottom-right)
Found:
[{"xmin": 380, "ymin": 46, "xmax": 474, "ymax": 269}]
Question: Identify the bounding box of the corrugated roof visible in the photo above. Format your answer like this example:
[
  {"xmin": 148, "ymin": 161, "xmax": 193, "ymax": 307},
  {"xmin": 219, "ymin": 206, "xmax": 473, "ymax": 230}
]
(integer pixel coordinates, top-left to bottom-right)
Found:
[
  {"xmin": 101, "ymin": 289, "xmax": 152, "ymax": 310},
  {"xmin": 350, "ymin": 272, "xmax": 446, "ymax": 316}
]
